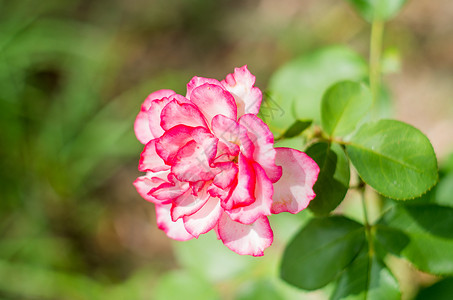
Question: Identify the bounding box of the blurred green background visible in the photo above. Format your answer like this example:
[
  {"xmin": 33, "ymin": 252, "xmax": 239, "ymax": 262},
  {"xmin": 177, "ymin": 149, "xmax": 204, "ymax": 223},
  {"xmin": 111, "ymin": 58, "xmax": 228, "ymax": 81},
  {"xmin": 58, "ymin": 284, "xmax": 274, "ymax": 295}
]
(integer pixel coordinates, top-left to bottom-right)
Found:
[{"xmin": 1, "ymin": 0, "xmax": 452, "ymax": 299}]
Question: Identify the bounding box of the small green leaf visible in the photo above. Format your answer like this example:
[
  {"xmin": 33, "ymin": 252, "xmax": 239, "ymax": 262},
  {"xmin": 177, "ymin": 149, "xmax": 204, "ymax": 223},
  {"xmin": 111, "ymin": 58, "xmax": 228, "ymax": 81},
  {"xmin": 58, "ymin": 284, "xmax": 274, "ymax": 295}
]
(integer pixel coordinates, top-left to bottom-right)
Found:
[
  {"xmin": 415, "ymin": 277, "xmax": 453, "ymax": 300},
  {"xmin": 321, "ymin": 81, "xmax": 372, "ymax": 137},
  {"xmin": 306, "ymin": 142, "xmax": 350, "ymax": 215},
  {"xmin": 280, "ymin": 216, "xmax": 365, "ymax": 290},
  {"xmin": 346, "ymin": 0, "xmax": 408, "ymax": 22},
  {"xmin": 279, "ymin": 120, "xmax": 312, "ymax": 139},
  {"xmin": 375, "ymin": 204, "xmax": 453, "ymax": 275},
  {"xmin": 346, "ymin": 119, "xmax": 438, "ymax": 199},
  {"xmin": 331, "ymin": 248, "xmax": 401, "ymax": 300},
  {"xmin": 268, "ymin": 46, "xmax": 368, "ymax": 133}
]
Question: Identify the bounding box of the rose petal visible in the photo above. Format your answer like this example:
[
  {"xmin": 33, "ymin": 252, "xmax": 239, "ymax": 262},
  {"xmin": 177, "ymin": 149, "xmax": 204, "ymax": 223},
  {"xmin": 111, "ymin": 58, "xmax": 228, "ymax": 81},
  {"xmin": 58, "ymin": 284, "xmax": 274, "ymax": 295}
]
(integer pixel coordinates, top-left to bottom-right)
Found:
[
  {"xmin": 145, "ymin": 89, "xmax": 177, "ymax": 105},
  {"xmin": 222, "ymin": 153, "xmax": 255, "ymax": 210},
  {"xmin": 171, "ymin": 186, "xmax": 210, "ymax": 221},
  {"xmin": 239, "ymin": 114, "xmax": 282, "ymax": 183},
  {"xmin": 149, "ymin": 180, "xmax": 190, "ymax": 202},
  {"xmin": 134, "ymin": 111, "xmax": 154, "ymax": 144},
  {"xmin": 134, "ymin": 90, "xmax": 177, "ymax": 144},
  {"xmin": 133, "ymin": 171, "xmax": 169, "ymax": 203},
  {"xmin": 186, "ymin": 76, "xmax": 223, "ymax": 99},
  {"xmin": 211, "ymin": 114, "xmax": 254, "ymax": 159},
  {"xmin": 213, "ymin": 162, "xmax": 238, "ymax": 189},
  {"xmin": 215, "ymin": 141, "xmax": 240, "ymax": 161},
  {"xmin": 221, "ymin": 65, "xmax": 262, "ymax": 117},
  {"xmin": 217, "ymin": 213, "xmax": 273, "ymax": 256},
  {"xmin": 147, "ymin": 97, "xmax": 174, "ymax": 139},
  {"xmin": 226, "ymin": 162, "xmax": 273, "ymax": 224},
  {"xmin": 156, "ymin": 125, "xmax": 209, "ymax": 165},
  {"xmin": 172, "ymin": 135, "xmax": 219, "ymax": 182},
  {"xmin": 271, "ymin": 148, "xmax": 320, "ymax": 214},
  {"xmin": 183, "ymin": 197, "xmax": 222, "ymax": 238},
  {"xmin": 207, "ymin": 183, "xmax": 232, "ymax": 200},
  {"xmin": 160, "ymin": 100, "xmax": 208, "ymax": 131},
  {"xmin": 155, "ymin": 204, "xmax": 194, "ymax": 241},
  {"xmin": 190, "ymin": 83, "xmax": 237, "ymax": 125},
  {"xmin": 139, "ymin": 139, "xmax": 170, "ymax": 172}
]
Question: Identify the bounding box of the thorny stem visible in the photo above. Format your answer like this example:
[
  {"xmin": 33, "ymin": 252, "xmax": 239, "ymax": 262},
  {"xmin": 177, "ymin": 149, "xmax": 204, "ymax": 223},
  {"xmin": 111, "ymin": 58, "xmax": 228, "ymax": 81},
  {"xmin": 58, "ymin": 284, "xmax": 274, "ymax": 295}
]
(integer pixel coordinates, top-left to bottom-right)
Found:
[{"xmin": 369, "ymin": 19, "xmax": 384, "ymax": 105}]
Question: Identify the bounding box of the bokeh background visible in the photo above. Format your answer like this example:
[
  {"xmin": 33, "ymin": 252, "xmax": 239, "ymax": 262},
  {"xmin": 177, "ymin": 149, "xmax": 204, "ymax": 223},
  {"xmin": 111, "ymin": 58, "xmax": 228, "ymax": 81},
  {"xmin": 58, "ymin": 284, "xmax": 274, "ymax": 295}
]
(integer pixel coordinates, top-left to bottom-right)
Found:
[{"xmin": 1, "ymin": 0, "xmax": 453, "ymax": 299}]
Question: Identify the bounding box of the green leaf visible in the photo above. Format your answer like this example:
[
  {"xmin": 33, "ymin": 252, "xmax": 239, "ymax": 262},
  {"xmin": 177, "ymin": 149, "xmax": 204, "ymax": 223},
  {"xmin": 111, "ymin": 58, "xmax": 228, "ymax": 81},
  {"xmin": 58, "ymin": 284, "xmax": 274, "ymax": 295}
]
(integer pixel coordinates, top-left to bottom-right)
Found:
[
  {"xmin": 268, "ymin": 46, "xmax": 368, "ymax": 133},
  {"xmin": 279, "ymin": 120, "xmax": 312, "ymax": 139},
  {"xmin": 321, "ymin": 81, "xmax": 372, "ymax": 137},
  {"xmin": 280, "ymin": 216, "xmax": 365, "ymax": 290},
  {"xmin": 346, "ymin": 0, "xmax": 408, "ymax": 22},
  {"xmin": 346, "ymin": 119, "xmax": 438, "ymax": 199},
  {"xmin": 415, "ymin": 277, "xmax": 453, "ymax": 300},
  {"xmin": 306, "ymin": 142, "xmax": 350, "ymax": 215},
  {"xmin": 274, "ymin": 136, "xmax": 306, "ymax": 152},
  {"xmin": 331, "ymin": 249, "xmax": 400, "ymax": 300},
  {"xmin": 375, "ymin": 204, "xmax": 453, "ymax": 275}
]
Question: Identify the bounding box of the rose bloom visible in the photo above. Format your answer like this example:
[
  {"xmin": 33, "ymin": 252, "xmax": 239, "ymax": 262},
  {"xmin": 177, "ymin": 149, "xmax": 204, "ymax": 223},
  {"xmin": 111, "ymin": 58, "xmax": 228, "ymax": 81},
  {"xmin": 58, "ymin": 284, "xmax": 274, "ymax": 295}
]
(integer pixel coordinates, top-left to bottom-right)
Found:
[{"xmin": 133, "ymin": 66, "xmax": 319, "ymax": 256}]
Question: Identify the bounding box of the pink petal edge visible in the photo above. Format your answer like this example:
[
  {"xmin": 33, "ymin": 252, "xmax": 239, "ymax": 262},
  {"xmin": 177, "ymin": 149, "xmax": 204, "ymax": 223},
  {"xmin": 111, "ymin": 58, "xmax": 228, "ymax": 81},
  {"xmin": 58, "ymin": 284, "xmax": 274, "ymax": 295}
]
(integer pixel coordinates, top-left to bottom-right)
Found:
[
  {"xmin": 155, "ymin": 204, "xmax": 194, "ymax": 241},
  {"xmin": 226, "ymin": 162, "xmax": 273, "ymax": 224},
  {"xmin": 271, "ymin": 147, "xmax": 320, "ymax": 214},
  {"xmin": 183, "ymin": 197, "xmax": 223, "ymax": 238},
  {"xmin": 133, "ymin": 171, "xmax": 170, "ymax": 204},
  {"xmin": 138, "ymin": 139, "xmax": 170, "ymax": 172},
  {"xmin": 221, "ymin": 65, "xmax": 262, "ymax": 117},
  {"xmin": 239, "ymin": 114, "xmax": 282, "ymax": 183},
  {"xmin": 160, "ymin": 99, "xmax": 208, "ymax": 130},
  {"xmin": 190, "ymin": 83, "xmax": 237, "ymax": 125},
  {"xmin": 217, "ymin": 213, "xmax": 273, "ymax": 256}
]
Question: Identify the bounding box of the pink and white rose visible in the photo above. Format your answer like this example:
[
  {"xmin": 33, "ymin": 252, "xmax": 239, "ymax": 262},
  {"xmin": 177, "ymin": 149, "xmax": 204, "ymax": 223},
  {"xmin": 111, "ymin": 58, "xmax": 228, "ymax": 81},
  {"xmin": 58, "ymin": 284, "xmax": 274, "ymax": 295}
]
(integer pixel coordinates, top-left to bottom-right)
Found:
[{"xmin": 133, "ymin": 66, "xmax": 319, "ymax": 256}]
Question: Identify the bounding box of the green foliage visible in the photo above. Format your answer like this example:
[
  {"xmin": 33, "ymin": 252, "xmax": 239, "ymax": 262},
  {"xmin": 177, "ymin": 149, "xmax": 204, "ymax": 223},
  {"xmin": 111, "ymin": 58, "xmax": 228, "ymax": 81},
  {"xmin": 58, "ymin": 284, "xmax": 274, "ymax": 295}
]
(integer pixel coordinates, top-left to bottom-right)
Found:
[
  {"xmin": 346, "ymin": 120, "xmax": 438, "ymax": 199},
  {"xmin": 346, "ymin": 0, "xmax": 408, "ymax": 21},
  {"xmin": 306, "ymin": 142, "xmax": 350, "ymax": 215},
  {"xmin": 0, "ymin": 0, "xmax": 447, "ymax": 298},
  {"xmin": 280, "ymin": 216, "xmax": 365, "ymax": 290},
  {"xmin": 277, "ymin": 2, "xmax": 442, "ymax": 296},
  {"xmin": 321, "ymin": 81, "xmax": 372, "ymax": 137},
  {"xmin": 268, "ymin": 46, "xmax": 368, "ymax": 133},
  {"xmin": 375, "ymin": 204, "xmax": 453, "ymax": 275},
  {"xmin": 415, "ymin": 277, "xmax": 453, "ymax": 300},
  {"xmin": 278, "ymin": 120, "xmax": 312, "ymax": 139},
  {"xmin": 331, "ymin": 248, "xmax": 400, "ymax": 300}
]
